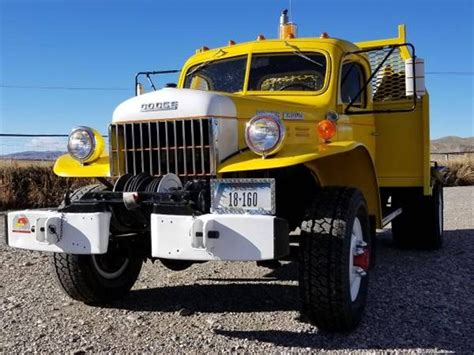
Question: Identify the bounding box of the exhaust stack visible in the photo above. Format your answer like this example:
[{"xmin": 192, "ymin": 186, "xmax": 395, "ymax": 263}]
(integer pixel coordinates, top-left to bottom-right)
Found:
[{"xmin": 279, "ymin": 9, "xmax": 297, "ymax": 39}]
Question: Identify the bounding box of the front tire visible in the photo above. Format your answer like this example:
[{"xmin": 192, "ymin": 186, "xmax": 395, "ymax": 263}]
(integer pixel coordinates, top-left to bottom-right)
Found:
[
  {"xmin": 51, "ymin": 247, "xmax": 143, "ymax": 304},
  {"xmin": 299, "ymin": 187, "xmax": 371, "ymax": 331},
  {"xmin": 51, "ymin": 184, "xmax": 143, "ymax": 304}
]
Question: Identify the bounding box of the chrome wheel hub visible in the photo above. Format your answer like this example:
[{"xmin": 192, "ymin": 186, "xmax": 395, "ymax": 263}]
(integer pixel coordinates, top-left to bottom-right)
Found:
[{"xmin": 92, "ymin": 254, "xmax": 129, "ymax": 280}]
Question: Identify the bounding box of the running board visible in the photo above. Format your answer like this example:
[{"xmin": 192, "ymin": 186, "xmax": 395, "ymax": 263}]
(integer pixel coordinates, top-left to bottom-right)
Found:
[{"xmin": 382, "ymin": 208, "xmax": 403, "ymax": 227}]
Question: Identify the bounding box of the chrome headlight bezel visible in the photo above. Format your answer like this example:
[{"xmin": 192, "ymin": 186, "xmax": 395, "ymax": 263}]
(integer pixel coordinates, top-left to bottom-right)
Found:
[
  {"xmin": 245, "ymin": 114, "xmax": 286, "ymax": 157},
  {"xmin": 67, "ymin": 126, "xmax": 96, "ymax": 162}
]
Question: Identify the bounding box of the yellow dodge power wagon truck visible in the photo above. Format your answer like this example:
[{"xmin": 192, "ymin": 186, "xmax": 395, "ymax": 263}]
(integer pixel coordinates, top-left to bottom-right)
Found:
[{"xmin": 6, "ymin": 11, "xmax": 443, "ymax": 331}]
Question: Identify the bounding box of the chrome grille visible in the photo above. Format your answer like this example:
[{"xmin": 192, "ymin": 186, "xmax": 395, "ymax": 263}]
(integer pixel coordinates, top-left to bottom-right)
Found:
[{"xmin": 109, "ymin": 119, "xmax": 215, "ymax": 178}]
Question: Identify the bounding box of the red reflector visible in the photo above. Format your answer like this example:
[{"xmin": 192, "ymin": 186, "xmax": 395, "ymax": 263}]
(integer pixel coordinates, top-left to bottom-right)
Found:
[{"xmin": 353, "ymin": 249, "xmax": 370, "ymax": 270}]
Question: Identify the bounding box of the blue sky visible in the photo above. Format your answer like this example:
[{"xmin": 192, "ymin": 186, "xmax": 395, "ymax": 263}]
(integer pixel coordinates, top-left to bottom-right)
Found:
[{"xmin": 0, "ymin": 0, "xmax": 473, "ymax": 142}]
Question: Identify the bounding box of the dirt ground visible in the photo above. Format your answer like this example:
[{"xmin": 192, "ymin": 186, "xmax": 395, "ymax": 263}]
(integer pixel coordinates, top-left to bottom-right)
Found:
[{"xmin": 1, "ymin": 186, "xmax": 473, "ymax": 353}]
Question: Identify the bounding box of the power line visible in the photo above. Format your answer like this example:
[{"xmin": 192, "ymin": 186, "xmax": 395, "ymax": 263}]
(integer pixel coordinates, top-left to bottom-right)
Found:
[
  {"xmin": 425, "ymin": 72, "xmax": 473, "ymax": 75},
  {"xmin": 0, "ymin": 85, "xmax": 129, "ymax": 91},
  {"xmin": 0, "ymin": 133, "xmax": 69, "ymax": 137},
  {"xmin": 0, "ymin": 71, "xmax": 472, "ymax": 92},
  {"xmin": 0, "ymin": 133, "xmax": 108, "ymax": 137}
]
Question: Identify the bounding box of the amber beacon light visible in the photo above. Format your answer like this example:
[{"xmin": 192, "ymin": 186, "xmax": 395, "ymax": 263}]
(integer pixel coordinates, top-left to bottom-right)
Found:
[{"xmin": 279, "ymin": 9, "xmax": 297, "ymax": 39}]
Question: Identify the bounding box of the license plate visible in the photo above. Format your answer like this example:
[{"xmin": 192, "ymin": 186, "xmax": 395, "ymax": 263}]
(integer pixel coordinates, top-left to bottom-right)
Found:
[{"xmin": 211, "ymin": 179, "xmax": 275, "ymax": 215}]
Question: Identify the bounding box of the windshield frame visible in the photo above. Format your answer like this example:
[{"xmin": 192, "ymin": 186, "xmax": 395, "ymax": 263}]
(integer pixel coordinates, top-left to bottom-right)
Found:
[
  {"xmin": 181, "ymin": 48, "xmax": 331, "ymax": 96},
  {"xmin": 246, "ymin": 49, "xmax": 330, "ymax": 96},
  {"xmin": 183, "ymin": 54, "xmax": 247, "ymax": 94}
]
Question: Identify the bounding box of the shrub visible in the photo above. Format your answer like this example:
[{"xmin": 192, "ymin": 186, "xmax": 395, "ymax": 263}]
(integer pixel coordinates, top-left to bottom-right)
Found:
[
  {"xmin": 0, "ymin": 165, "xmax": 91, "ymax": 210},
  {"xmin": 437, "ymin": 157, "xmax": 474, "ymax": 186}
]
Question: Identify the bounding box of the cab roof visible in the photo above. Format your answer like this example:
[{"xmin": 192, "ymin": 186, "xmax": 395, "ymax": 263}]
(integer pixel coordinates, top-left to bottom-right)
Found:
[{"xmin": 187, "ymin": 37, "xmax": 360, "ymax": 64}]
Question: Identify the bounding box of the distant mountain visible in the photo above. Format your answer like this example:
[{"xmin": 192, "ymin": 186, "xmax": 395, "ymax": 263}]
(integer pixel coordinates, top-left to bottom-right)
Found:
[
  {"xmin": 0, "ymin": 136, "xmax": 472, "ymax": 160},
  {"xmin": 431, "ymin": 136, "xmax": 474, "ymax": 153},
  {"xmin": 0, "ymin": 151, "xmax": 65, "ymax": 161}
]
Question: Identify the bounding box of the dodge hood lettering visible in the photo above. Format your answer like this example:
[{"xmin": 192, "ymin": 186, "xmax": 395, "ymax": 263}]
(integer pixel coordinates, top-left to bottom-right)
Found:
[
  {"xmin": 141, "ymin": 101, "xmax": 179, "ymax": 112},
  {"xmin": 112, "ymin": 88, "xmax": 237, "ymax": 122}
]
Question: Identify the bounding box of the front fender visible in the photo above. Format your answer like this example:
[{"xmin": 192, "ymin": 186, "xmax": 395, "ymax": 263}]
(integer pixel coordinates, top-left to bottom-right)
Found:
[
  {"xmin": 53, "ymin": 154, "xmax": 110, "ymax": 177},
  {"xmin": 219, "ymin": 142, "xmax": 382, "ymax": 228},
  {"xmin": 218, "ymin": 141, "xmax": 361, "ymax": 173}
]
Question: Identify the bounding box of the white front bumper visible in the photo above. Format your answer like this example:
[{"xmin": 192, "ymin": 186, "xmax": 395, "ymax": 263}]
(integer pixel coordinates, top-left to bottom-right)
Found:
[
  {"xmin": 5, "ymin": 210, "xmax": 288, "ymax": 261},
  {"xmin": 6, "ymin": 210, "xmax": 111, "ymax": 254},
  {"xmin": 151, "ymin": 213, "xmax": 288, "ymax": 261}
]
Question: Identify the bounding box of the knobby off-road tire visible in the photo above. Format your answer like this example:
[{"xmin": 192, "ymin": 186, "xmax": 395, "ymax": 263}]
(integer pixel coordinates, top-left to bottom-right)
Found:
[
  {"xmin": 391, "ymin": 182, "xmax": 444, "ymax": 250},
  {"xmin": 50, "ymin": 184, "xmax": 143, "ymax": 305},
  {"xmin": 299, "ymin": 187, "xmax": 371, "ymax": 332}
]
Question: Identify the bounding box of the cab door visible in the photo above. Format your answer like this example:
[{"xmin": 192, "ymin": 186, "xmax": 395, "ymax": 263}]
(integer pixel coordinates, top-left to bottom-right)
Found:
[{"xmin": 336, "ymin": 60, "xmax": 376, "ymax": 161}]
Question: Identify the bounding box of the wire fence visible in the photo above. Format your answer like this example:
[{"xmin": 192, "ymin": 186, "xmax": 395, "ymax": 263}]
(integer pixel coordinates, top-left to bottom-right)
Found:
[
  {"xmin": 431, "ymin": 151, "xmax": 474, "ymax": 161},
  {"xmin": 1, "ymin": 133, "xmax": 472, "ymax": 163},
  {"xmin": 0, "ymin": 134, "xmax": 109, "ymax": 161}
]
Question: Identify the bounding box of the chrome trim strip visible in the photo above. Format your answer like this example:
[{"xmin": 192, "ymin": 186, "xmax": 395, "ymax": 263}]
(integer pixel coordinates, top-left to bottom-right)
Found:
[
  {"xmin": 131, "ymin": 123, "xmax": 136, "ymax": 175},
  {"xmin": 156, "ymin": 121, "xmax": 161, "ymax": 176},
  {"xmin": 148, "ymin": 122, "xmax": 153, "ymax": 176},
  {"xmin": 191, "ymin": 119, "xmax": 196, "ymax": 175},
  {"xmin": 209, "ymin": 119, "xmax": 217, "ymax": 176},
  {"xmin": 115, "ymin": 124, "xmax": 121, "ymax": 176},
  {"xmin": 199, "ymin": 119, "xmax": 205, "ymax": 175},
  {"xmin": 173, "ymin": 120, "xmax": 178, "ymax": 174},
  {"xmin": 123, "ymin": 124, "xmax": 128, "ymax": 173},
  {"xmin": 165, "ymin": 121, "xmax": 170, "ymax": 173},
  {"xmin": 108, "ymin": 124, "xmax": 114, "ymax": 176},
  {"xmin": 182, "ymin": 120, "xmax": 187, "ymax": 176},
  {"xmin": 140, "ymin": 123, "xmax": 145, "ymax": 173}
]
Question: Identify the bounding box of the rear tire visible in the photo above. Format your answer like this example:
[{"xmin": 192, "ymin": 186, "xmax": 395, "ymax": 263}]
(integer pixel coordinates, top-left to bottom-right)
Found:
[
  {"xmin": 392, "ymin": 183, "xmax": 443, "ymax": 250},
  {"xmin": 298, "ymin": 187, "xmax": 371, "ymax": 332},
  {"xmin": 51, "ymin": 184, "xmax": 143, "ymax": 304}
]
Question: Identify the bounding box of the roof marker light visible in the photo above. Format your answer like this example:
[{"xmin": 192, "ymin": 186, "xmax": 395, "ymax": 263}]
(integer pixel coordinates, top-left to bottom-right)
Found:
[
  {"xmin": 257, "ymin": 34, "xmax": 266, "ymax": 40},
  {"xmin": 196, "ymin": 46, "xmax": 210, "ymax": 53},
  {"xmin": 320, "ymin": 32, "xmax": 330, "ymax": 39},
  {"xmin": 228, "ymin": 40, "xmax": 236, "ymax": 46}
]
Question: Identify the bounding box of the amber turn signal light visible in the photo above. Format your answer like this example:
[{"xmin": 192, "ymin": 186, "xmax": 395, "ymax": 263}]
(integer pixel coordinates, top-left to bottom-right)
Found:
[{"xmin": 317, "ymin": 119, "xmax": 337, "ymax": 141}]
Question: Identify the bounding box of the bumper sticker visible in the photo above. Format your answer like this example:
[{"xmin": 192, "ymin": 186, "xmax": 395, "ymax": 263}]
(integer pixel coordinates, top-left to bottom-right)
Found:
[{"xmin": 12, "ymin": 214, "xmax": 31, "ymax": 234}]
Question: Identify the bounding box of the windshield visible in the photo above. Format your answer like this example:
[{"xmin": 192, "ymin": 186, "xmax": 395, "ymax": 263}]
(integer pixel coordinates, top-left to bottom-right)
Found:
[
  {"xmin": 184, "ymin": 56, "xmax": 246, "ymax": 93},
  {"xmin": 183, "ymin": 52, "xmax": 327, "ymax": 93},
  {"xmin": 248, "ymin": 53, "xmax": 326, "ymax": 91}
]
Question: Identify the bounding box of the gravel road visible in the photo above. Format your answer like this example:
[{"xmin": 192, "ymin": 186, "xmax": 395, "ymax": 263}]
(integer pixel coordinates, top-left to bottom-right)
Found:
[{"xmin": 1, "ymin": 186, "xmax": 473, "ymax": 353}]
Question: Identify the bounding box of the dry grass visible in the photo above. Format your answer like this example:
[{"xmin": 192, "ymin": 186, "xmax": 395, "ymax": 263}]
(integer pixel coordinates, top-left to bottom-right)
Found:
[
  {"xmin": 0, "ymin": 156, "xmax": 472, "ymax": 211},
  {"xmin": 437, "ymin": 157, "xmax": 474, "ymax": 186},
  {"xmin": 0, "ymin": 165, "xmax": 90, "ymax": 210},
  {"xmin": 0, "ymin": 159, "xmax": 55, "ymax": 168}
]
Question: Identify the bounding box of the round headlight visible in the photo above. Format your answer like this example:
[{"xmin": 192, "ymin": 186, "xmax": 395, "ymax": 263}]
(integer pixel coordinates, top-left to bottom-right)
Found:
[
  {"xmin": 245, "ymin": 114, "xmax": 286, "ymax": 157},
  {"xmin": 67, "ymin": 126, "xmax": 98, "ymax": 162}
]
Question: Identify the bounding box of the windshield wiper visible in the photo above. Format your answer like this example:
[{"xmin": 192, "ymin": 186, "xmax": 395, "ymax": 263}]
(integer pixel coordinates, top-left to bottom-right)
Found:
[
  {"xmin": 284, "ymin": 42, "xmax": 324, "ymax": 67},
  {"xmin": 186, "ymin": 49, "xmax": 226, "ymax": 77}
]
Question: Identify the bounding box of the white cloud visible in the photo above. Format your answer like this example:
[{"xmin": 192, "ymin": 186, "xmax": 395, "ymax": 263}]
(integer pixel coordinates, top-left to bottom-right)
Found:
[{"xmin": 25, "ymin": 137, "xmax": 67, "ymax": 151}]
